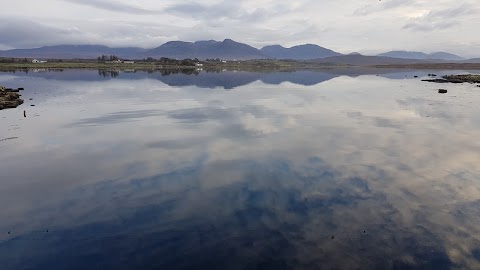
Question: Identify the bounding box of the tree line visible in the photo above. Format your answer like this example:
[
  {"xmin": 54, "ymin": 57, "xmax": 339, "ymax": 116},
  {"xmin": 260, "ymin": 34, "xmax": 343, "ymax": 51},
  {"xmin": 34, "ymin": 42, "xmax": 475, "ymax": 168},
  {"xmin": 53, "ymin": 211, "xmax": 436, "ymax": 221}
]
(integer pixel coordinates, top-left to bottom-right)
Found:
[{"xmin": 97, "ymin": 55, "xmax": 120, "ymax": 62}]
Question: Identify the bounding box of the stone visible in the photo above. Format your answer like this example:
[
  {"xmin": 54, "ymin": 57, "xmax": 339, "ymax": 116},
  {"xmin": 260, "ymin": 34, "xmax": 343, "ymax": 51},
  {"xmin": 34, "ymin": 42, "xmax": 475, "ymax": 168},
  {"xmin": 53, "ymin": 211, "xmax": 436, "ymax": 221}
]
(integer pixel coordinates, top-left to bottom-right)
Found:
[
  {"xmin": 438, "ymin": 89, "xmax": 448, "ymax": 94},
  {"xmin": 0, "ymin": 85, "xmax": 24, "ymax": 110}
]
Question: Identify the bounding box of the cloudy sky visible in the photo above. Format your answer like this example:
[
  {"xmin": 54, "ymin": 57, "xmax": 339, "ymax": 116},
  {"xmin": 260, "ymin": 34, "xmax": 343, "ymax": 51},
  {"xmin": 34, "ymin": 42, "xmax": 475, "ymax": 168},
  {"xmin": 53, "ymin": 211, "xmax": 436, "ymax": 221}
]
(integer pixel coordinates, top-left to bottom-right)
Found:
[{"xmin": 0, "ymin": 0, "xmax": 479, "ymax": 57}]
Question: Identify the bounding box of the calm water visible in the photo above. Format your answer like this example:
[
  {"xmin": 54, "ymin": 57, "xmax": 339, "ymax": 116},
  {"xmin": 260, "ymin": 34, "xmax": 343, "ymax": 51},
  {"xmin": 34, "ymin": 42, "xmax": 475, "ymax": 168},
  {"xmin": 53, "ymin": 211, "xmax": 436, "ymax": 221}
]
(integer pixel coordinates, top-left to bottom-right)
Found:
[{"xmin": 1, "ymin": 69, "xmax": 480, "ymax": 270}]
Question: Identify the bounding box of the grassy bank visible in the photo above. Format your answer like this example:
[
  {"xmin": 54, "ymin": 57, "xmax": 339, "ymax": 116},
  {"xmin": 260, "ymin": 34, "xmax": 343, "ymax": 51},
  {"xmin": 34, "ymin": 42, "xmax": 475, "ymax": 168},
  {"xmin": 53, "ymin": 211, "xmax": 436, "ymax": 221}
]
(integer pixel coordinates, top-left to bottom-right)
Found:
[
  {"xmin": 2, "ymin": 60, "xmax": 480, "ymax": 72},
  {"xmin": 0, "ymin": 59, "xmax": 346, "ymax": 72}
]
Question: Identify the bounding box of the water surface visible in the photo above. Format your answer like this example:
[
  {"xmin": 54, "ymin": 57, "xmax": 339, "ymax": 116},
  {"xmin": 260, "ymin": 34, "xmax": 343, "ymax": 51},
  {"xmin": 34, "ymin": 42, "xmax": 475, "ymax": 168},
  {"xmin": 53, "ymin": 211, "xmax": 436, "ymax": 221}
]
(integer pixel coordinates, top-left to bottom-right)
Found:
[{"xmin": 1, "ymin": 69, "xmax": 480, "ymax": 269}]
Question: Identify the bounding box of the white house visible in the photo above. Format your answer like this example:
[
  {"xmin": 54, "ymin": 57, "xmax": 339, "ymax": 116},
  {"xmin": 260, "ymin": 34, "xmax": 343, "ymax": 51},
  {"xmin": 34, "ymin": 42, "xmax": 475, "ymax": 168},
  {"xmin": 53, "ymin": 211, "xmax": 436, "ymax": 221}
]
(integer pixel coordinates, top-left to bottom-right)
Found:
[
  {"xmin": 123, "ymin": 60, "xmax": 135, "ymax": 64},
  {"xmin": 32, "ymin": 59, "xmax": 47, "ymax": 63}
]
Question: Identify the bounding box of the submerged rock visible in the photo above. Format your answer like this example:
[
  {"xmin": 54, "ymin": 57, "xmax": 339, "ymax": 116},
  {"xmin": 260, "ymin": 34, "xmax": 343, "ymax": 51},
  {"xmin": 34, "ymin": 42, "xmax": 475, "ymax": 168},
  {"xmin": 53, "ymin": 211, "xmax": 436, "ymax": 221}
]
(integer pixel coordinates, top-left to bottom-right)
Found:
[
  {"xmin": 438, "ymin": 89, "xmax": 448, "ymax": 94},
  {"xmin": 0, "ymin": 85, "xmax": 24, "ymax": 110}
]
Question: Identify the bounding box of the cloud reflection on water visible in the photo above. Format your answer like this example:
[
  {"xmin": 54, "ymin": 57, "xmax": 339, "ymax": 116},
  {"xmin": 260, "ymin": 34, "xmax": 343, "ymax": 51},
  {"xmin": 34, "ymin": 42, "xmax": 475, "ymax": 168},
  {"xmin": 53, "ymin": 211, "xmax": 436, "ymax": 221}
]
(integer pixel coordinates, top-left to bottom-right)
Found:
[{"xmin": 0, "ymin": 70, "xmax": 480, "ymax": 269}]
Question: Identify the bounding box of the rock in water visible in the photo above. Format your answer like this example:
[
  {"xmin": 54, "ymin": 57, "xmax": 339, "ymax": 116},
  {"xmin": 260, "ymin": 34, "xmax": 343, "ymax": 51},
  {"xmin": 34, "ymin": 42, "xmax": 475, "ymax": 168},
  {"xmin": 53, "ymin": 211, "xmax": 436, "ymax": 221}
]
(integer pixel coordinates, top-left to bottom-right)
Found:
[
  {"xmin": 438, "ymin": 89, "xmax": 448, "ymax": 94},
  {"xmin": 0, "ymin": 85, "xmax": 24, "ymax": 110}
]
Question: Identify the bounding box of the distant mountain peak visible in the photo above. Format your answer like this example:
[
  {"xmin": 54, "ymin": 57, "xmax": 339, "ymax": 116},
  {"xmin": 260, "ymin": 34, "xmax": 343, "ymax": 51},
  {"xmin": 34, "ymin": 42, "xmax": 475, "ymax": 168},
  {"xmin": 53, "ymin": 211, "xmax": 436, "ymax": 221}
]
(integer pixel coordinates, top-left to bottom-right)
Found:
[
  {"xmin": 260, "ymin": 43, "xmax": 341, "ymax": 60},
  {"xmin": 295, "ymin": 44, "xmax": 322, "ymax": 48},
  {"xmin": 144, "ymin": 39, "xmax": 266, "ymax": 60}
]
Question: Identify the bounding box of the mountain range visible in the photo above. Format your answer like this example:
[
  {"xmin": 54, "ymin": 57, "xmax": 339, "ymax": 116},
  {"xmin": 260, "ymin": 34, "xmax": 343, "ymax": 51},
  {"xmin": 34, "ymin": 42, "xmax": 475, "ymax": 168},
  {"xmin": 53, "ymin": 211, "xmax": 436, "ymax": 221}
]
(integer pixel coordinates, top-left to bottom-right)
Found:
[
  {"xmin": 376, "ymin": 51, "xmax": 465, "ymax": 61},
  {"xmin": 0, "ymin": 39, "xmax": 477, "ymax": 64}
]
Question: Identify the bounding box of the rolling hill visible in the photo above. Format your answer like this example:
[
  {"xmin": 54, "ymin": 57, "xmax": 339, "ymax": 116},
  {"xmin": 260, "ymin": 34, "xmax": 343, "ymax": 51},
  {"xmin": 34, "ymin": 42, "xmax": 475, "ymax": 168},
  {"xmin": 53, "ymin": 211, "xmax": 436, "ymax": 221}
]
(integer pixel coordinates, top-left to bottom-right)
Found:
[{"xmin": 0, "ymin": 45, "xmax": 146, "ymax": 59}]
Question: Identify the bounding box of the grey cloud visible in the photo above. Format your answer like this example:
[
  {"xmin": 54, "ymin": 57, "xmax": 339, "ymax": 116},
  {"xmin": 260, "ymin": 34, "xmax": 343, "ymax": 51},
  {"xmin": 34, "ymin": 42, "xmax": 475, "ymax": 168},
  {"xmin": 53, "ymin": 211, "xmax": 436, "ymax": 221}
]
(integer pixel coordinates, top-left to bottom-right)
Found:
[
  {"xmin": 353, "ymin": 0, "xmax": 414, "ymax": 16},
  {"xmin": 0, "ymin": 17, "xmax": 181, "ymax": 49},
  {"xmin": 64, "ymin": 0, "xmax": 161, "ymax": 14},
  {"xmin": 165, "ymin": 1, "xmax": 284, "ymax": 24},
  {"xmin": 403, "ymin": 4, "xmax": 478, "ymax": 32},
  {"xmin": 403, "ymin": 19, "xmax": 458, "ymax": 32},
  {"xmin": 0, "ymin": 18, "xmax": 88, "ymax": 48}
]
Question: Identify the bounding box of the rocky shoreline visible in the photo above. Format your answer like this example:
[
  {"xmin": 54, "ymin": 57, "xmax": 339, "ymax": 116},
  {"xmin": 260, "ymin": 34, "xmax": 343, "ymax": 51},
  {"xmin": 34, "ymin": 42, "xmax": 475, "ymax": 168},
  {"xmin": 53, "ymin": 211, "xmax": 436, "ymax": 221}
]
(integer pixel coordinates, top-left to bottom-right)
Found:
[
  {"xmin": 422, "ymin": 74, "xmax": 480, "ymax": 84},
  {"xmin": 0, "ymin": 85, "xmax": 24, "ymax": 110}
]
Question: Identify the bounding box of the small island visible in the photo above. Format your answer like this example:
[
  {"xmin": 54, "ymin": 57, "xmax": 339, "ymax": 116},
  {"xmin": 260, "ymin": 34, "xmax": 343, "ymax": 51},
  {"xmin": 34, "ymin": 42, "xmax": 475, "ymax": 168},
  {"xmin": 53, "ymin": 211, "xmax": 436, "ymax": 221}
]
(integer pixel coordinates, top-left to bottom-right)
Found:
[{"xmin": 0, "ymin": 85, "xmax": 24, "ymax": 110}]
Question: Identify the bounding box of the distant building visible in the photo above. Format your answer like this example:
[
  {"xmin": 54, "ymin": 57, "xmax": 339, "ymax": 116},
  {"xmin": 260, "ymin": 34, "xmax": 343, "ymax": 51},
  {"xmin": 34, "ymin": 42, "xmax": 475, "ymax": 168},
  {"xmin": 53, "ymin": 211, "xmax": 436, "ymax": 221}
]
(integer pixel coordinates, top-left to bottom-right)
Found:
[
  {"xmin": 195, "ymin": 63, "xmax": 203, "ymax": 67},
  {"xmin": 123, "ymin": 60, "xmax": 135, "ymax": 64},
  {"xmin": 32, "ymin": 59, "xmax": 47, "ymax": 63}
]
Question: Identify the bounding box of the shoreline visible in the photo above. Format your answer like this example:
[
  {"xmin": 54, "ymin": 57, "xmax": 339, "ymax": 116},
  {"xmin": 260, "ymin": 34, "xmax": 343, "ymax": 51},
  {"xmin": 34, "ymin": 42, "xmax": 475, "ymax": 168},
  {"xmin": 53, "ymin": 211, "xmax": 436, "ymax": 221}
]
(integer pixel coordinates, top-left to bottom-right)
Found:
[
  {"xmin": 0, "ymin": 60, "xmax": 345, "ymax": 71},
  {"xmin": 1, "ymin": 61, "xmax": 480, "ymax": 71}
]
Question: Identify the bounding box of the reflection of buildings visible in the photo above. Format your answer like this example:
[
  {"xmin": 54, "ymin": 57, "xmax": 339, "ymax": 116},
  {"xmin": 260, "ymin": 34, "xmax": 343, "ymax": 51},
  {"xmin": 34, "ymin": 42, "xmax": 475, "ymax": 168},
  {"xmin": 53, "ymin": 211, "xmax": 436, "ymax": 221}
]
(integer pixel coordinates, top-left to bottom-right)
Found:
[{"xmin": 98, "ymin": 70, "xmax": 120, "ymax": 78}]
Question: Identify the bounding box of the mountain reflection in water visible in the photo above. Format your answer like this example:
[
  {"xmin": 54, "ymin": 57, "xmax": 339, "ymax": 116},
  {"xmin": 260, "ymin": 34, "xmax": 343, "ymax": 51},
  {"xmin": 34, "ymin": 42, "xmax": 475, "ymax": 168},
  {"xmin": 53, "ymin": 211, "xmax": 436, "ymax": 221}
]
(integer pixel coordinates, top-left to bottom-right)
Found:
[
  {"xmin": 3, "ymin": 67, "xmax": 479, "ymax": 89},
  {"xmin": 0, "ymin": 69, "xmax": 479, "ymax": 269}
]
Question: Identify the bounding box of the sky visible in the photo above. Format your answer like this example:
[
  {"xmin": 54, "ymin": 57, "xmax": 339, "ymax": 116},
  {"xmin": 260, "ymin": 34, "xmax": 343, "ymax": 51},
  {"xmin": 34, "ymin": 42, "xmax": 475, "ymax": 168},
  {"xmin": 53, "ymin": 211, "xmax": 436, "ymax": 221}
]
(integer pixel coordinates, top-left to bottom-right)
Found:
[{"xmin": 0, "ymin": 0, "xmax": 479, "ymax": 57}]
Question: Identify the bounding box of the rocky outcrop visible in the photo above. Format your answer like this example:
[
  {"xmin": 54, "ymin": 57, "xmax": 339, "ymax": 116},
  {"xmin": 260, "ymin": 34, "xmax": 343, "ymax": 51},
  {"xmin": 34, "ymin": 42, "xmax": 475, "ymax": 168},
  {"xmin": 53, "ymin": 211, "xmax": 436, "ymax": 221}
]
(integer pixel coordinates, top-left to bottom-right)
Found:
[
  {"xmin": 0, "ymin": 85, "xmax": 24, "ymax": 110},
  {"xmin": 423, "ymin": 74, "xmax": 480, "ymax": 84}
]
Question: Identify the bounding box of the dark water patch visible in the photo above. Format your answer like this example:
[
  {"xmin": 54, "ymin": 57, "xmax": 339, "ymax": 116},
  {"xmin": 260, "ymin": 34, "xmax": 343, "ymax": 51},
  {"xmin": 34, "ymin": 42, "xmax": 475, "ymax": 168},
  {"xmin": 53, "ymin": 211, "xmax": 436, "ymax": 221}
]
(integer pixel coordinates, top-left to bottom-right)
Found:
[
  {"xmin": 65, "ymin": 110, "xmax": 164, "ymax": 127},
  {"xmin": 0, "ymin": 158, "xmax": 456, "ymax": 269},
  {"xmin": 0, "ymin": 136, "xmax": 18, "ymax": 142}
]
